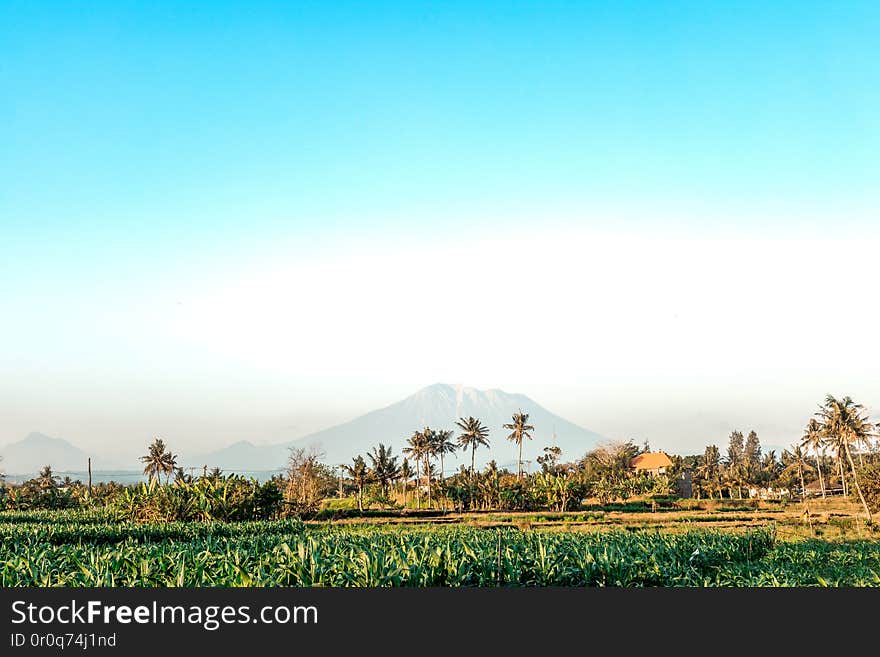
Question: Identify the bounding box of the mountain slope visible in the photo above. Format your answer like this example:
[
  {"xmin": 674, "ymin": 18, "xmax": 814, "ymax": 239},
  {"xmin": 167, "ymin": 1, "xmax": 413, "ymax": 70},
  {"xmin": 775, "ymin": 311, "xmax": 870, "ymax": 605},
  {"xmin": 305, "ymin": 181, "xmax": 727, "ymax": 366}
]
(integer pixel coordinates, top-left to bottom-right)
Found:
[
  {"xmin": 0, "ymin": 432, "xmax": 94, "ymax": 475},
  {"xmin": 290, "ymin": 384, "xmax": 604, "ymax": 472}
]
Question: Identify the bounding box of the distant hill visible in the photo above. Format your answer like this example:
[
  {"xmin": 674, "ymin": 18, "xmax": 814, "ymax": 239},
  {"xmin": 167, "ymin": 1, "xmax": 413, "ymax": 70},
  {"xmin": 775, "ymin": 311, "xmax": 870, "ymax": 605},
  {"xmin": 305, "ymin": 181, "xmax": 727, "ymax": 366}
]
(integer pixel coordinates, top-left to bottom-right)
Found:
[
  {"xmin": 195, "ymin": 384, "xmax": 606, "ymax": 475},
  {"xmin": 2, "ymin": 386, "xmax": 608, "ymax": 479},
  {"xmin": 0, "ymin": 432, "xmax": 97, "ymax": 475}
]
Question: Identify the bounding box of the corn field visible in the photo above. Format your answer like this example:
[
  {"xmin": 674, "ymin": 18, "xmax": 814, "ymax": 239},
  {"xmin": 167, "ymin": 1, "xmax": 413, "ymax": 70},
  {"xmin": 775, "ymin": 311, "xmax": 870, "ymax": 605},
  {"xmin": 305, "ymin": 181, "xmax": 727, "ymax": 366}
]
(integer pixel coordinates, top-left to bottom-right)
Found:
[{"xmin": 1, "ymin": 510, "xmax": 879, "ymax": 586}]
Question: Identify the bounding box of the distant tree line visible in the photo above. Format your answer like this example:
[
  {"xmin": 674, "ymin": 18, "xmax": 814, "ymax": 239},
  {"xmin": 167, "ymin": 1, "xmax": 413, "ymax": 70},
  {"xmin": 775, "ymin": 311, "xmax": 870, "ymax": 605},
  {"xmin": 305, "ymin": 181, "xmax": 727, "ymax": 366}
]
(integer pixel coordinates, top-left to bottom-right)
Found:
[{"xmin": 2, "ymin": 395, "xmax": 879, "ymax": 519}]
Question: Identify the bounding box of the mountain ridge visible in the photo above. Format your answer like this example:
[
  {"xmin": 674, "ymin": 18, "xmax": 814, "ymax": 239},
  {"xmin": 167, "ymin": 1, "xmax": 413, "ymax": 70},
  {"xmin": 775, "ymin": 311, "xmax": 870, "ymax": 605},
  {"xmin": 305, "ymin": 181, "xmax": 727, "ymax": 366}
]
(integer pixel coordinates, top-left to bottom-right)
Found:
[
  {"xmin": 282, "ymin": 383, "xmax": 604, "ymax": 472},
  {"xmin": 0, "ymin": 432, "xmax": 103, "ymax": 474},
  {"xmin": 1, "ymin": 385, "xmax": 608, "ymax": 478}
]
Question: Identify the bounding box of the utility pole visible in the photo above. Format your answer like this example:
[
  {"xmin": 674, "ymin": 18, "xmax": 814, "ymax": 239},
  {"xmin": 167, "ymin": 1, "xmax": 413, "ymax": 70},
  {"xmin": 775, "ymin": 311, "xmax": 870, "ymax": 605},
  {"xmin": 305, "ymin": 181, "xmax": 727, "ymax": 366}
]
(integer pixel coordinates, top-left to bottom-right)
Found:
[
  {"xmin": 203, "ymin": 464, "xmax": 207, "ymax": 479},
  {"xmin": 87, "ymin": 457, "xmax": 92, "ymax": 496},
  {"xmin": 338, "ymin": 465, "xmax": 344, "ymax": 498}
]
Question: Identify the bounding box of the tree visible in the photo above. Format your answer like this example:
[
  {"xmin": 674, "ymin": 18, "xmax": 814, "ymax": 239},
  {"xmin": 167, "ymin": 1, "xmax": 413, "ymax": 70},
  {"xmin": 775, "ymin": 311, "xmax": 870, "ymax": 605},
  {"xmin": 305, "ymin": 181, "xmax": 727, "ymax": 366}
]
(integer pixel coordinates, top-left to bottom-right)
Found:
[
  {"xmin": 421, "ymin": 428, "xmax": 437, "ymax": 507},
  {"xmin": 431, "ymin": 429, "xmax": 457, "ymax": 483},
  {"xmin": 343, "ymin": 455, "xmax": 370, "ymax": 512},
  {"xmin": 816, "ymin": 395, "xmax": 874, "ymax": 522},
  {"xmin": 286, "ymin": 446, "xmax": 335, "ymax": 516},
  {"xmin": 140, "ymin": 438, "xmax": 177, "ymax": 484},
  {"xmin": 430, "ymin": 429, "xmax": 457, "ymax": 510},
  {"xmin": 801, "ymin": 418, "xmax": 826, "ymax": 499},
  {"xmin": 403, "ymin": 430, "xmax": 430, "ymax": 509},
  {"xmin": 537, "ymin": 446, "xmax": 562, "ymax": 474},
  {"xmin": 504, "ymin": 410, "xmax": 535, "ymax": 480},
  {"xmin": 35, "ymin": 465, "xmax": 59, "ymax": 490},
  {"xmin": 399, "ymin": 458, "xmax": 414, "ymax": 508},
  {"xmin": 456, "ymin": 417, "xmax": 490, "ymax": 509},
  {"xmin": 759, "ymin": 451, "xmax": 779, "ymax": 488},
  {"xmin": 725, "ymin": 431, "xmax": 745, "ymax": 498},
  {"xmin": 367, "ymin": 443, "xmax": 399, "ymax": 499},
  {"xmin": 743, "ymin": 430, "xmax": 762, "ymax": 485},
  {"xmin": 696, "ymin": 445, "xmax": 722, "ymax": 499},
  {"xmin": 585, "ymin": 441, "xmax": 639, "ymax": 479},
  {"xmin": 455, "ymin": 417, "xmax": 490, "ymax": 480},
  {"xmin": 173, "ymin": 467, "xmax": 191, "ymax": 485},
  {"xmin": 792, "ymin": 444, "xmax": 807, "ymax": 502}
]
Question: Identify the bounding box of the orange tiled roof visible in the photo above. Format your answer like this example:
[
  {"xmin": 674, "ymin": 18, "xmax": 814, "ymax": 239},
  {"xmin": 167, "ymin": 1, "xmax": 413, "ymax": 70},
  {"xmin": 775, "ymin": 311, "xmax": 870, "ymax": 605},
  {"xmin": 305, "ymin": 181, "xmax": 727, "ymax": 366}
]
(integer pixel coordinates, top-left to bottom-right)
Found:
[{"xmin": 631, "ymin": 452, "xmax": 673, "ymax": 470}]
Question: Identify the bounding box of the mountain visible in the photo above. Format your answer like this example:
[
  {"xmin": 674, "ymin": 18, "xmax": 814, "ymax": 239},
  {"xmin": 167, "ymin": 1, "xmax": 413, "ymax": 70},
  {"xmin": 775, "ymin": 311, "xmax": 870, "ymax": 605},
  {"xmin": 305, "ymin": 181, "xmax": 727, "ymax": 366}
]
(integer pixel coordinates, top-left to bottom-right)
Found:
[
  {"xmin": 195, "ymin": 384, "xmax": 607, "ymax": 474},
  {"xmin": 0, "ymin": 432, "xmax": 95, "ymax": 475}
]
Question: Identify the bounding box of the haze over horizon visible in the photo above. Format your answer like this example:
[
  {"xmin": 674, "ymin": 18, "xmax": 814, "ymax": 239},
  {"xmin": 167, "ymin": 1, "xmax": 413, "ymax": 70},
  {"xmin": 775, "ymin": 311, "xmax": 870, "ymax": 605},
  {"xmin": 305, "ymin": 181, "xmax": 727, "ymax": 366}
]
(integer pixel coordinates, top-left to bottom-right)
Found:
[{"xmin": 2, "ymin": 3, "xmax": 879, "ymax": 463}]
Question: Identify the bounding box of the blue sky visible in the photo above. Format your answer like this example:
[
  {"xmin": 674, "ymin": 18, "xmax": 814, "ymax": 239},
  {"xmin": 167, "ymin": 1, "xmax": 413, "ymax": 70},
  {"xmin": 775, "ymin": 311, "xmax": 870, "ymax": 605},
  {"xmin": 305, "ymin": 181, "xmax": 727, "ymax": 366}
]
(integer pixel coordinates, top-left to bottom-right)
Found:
[{"xmin": 2, "ymin": 2, "xmax": 879, "ymax": 459}]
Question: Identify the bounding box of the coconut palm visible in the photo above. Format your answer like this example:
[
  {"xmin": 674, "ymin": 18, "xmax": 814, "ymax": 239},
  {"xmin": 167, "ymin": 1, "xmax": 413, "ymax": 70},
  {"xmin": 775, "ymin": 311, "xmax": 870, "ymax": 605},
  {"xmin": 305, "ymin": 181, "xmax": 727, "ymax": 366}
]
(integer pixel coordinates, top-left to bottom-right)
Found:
[
  {"xmin": 367, "ymin": 443, "xmax": 400, "ymax": 499},
  {"xmin": 725, "ymin": 430, "xmax": 745, "ymax": 498},
  {"xmin": 825, "ymin": 428, "xmax": 849, "ymax": 498},
  {"xmin": 456, "ymin": 417, "xmax": 489, "ymax": 509},
  {"xmin": 399, "ymin": 458, "xmax": 414, "ymax": 508},
  {"xmin": 140, "ymin": 438, "xmax": 177, "ymax": 484},
  {"xmin": 430, "ymin": 428, "xmax": 457, "ymax": 510},
  {"xmin": 456, "ymin": 416, "xmax": 490, "ymax": 480},
  {"xmin": 816, "ymin": 395, "xmax": 874, "ymax": 521},
  {"xmin": 801, "ymin": 418, "xmax": 826, "ymax": 499},
  {"xmin": 760, "ymin": 451, "xmax": 779, "ymax": 488},
  {"xmin": 342, "ymin": 455, "xmax": 370, "ymax": 512},
  {"xmin": 696, "ymin": 445, "xmax": 722, "ymax": 499},
  {"xmin": 35, "ymin": 465, "xmax": 59, "ymax": 490},
  {"xmin": 403, "ymin": 430, "xmax": 430, "ymax": 509},
  {"xmin": 431, "ymin": 429, "xmax": 457, "ymax": 483},
  {"xmin": 791, "ymin": 444, "xmax": 807, "ymax": 502},
  {"xmin": 504, "ymin": 410, "xmax": 535, "ymax": 480},
  {"xmin": 173, "ymin": 467, "xmax": 191, "ymax": 485},
  {"xmin": 421, "ymin": 428, "xmax": 438, "ymax": 507}
]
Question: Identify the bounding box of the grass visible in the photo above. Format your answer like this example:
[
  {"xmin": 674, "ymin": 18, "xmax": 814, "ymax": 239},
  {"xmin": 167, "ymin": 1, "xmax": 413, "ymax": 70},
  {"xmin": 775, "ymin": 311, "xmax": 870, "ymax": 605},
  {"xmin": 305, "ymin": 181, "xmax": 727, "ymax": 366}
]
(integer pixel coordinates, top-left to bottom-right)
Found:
[{"xmin": 1, "ymin": 504, "xmax": 878, "ymax": 587}]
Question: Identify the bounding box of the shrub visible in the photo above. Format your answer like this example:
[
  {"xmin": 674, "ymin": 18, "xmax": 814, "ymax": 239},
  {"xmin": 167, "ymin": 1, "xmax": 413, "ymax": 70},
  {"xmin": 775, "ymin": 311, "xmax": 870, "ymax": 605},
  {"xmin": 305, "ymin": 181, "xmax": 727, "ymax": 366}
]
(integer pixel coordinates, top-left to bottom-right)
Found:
[{"xmin": 114, "ymin": 476, "xmax": 283, "ymax": 523}]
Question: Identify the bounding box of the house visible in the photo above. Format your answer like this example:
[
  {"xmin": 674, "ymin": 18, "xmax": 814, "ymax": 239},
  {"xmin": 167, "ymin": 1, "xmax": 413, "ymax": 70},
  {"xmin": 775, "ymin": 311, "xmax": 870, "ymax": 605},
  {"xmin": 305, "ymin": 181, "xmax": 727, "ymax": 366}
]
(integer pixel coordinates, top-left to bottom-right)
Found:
[
  {"xmin": 748, "ymin": 486, "xmax": 791, "ymax": 500},
  {"xmin": 630, "ymin": 452, "xmax": 673, "ymax": 477},
  {"xmin": 803, "ymin": 479, "xmax": 844, "ymax": 497}
]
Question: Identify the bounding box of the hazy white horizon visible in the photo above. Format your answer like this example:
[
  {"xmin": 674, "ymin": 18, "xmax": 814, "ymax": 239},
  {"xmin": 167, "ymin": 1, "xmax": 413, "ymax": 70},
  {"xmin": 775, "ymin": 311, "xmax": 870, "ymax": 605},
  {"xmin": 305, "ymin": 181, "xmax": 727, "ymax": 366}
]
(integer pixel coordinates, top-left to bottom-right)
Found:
[{"xmin": 3, "ymin": 228, "xmax": 879, "ymax": 463}]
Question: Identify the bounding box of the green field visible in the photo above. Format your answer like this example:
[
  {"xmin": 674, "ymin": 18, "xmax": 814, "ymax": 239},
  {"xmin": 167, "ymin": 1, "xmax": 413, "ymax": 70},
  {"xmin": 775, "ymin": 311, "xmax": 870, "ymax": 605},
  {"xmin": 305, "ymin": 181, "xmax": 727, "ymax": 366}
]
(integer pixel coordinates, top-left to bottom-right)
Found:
[{"xmin": 2, "ymin": 509, "xmax": 880, "ymax": 587}]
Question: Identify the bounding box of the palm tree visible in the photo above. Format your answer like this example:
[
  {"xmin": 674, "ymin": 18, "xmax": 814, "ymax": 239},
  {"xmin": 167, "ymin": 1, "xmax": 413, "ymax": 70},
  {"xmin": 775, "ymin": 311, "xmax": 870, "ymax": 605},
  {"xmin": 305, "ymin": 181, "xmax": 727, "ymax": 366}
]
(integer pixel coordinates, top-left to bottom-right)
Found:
[
  {"xmin": 455, "ymin": 416, "xmax": 490, "ymax": 480},
  {"xmin": 826, "ymin": 428, "xmax": 849, "ymax": 498},
  {"xmin": 342, "ymin": 455, "xmax": 369, "ymax": 512},
  {"xmin": 791, "ymin": 444, "xmax": 808, "ymax": 503},
  {"xmin": 35, "ymin": 465, "xmax": 59, "ymax": 490},
  {"xmin": 399, "ymin": 458, "xmax": 414, "ymax": 508},
  {"xmin": 725, "ymin": 430, "xmax": 745, "ymax": 499},
  {"xmin": 696, "ymin": 445, "xmax": 721, "ymax": 499},
  {"xmin": 173, "ymin": 467, "xmax": 191, "ymax": 485},
  {"xmin": 140, "ymin": 438, "xmax": 177, "ymax": 484},
  {"xmin": 430, "ymin": 429, "xmax": 457, "ymax": 510},
  {"xmin": 431, "ymin": 429, "xmax": 457, "ymax": 483},
  {"xmin": 367, "ymin": 443, "xmax": 399, "ymax": 499},
  {"xmin": 421, "ymin": 428, "xmax": 437, "ymax": 508},
  {"xmin": 801, "ymin": 418, "xmax": 826, "ymax": 499},
  {"xmin": 760, "ymin": 451, "xmax": 779, "ymax": 488},
  {"xmin": 816, "ymin": 395, "xmax": 873, "ymax": 522},
  {"xmin": 403, "ymin": 430, "xmax": 430, "ymax": 509},
  {"xmin": 504, "ymin": 410, "xmax": 535, "ymax": 481}
]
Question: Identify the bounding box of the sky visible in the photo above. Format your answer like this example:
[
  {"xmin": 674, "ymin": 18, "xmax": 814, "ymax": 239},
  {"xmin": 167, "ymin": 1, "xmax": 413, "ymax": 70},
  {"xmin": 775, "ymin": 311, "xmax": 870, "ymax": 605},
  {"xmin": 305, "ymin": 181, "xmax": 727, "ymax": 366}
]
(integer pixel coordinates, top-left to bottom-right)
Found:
[{"xmin": 2, "ymin": 1, "xmax": 879, "ymax": 462}]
